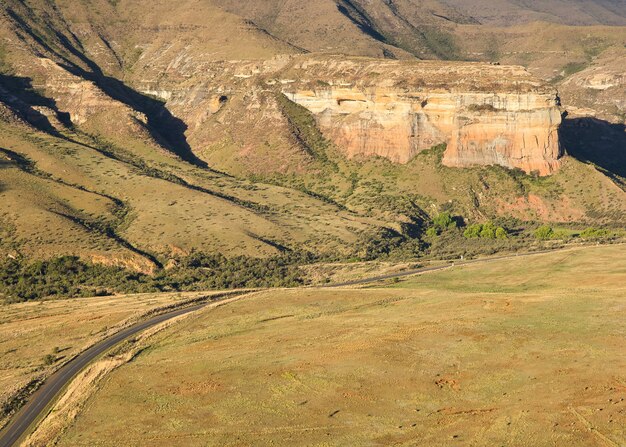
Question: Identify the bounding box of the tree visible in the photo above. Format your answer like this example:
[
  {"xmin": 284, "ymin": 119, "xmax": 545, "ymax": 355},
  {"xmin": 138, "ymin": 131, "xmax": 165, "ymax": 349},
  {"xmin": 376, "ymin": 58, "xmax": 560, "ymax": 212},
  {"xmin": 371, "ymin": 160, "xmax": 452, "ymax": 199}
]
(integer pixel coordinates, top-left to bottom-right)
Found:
[
  {"xmin": 480, "ymin": 222, "xmax": 497, "ymax": 239},
  {"xmin": 432, "ymin": 212, "xmax": 456, "ymax": 230},
  {"xmin": 463, "ymin": 224, "xmax": 482, "ymax": 239},
  {"xmin": 495, "ymin": 227, "xmax": 508, "ymax": 239},
  {"xmin": 534, "ymin": 225, "xmax": 554, "ymax": 240}
]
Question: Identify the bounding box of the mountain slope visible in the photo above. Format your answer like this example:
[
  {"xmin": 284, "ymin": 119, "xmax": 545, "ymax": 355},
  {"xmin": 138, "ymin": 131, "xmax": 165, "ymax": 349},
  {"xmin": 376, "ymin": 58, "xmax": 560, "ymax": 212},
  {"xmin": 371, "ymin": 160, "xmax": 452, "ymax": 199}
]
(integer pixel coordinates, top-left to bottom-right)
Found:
[
  {"xmin": 0, "ymin": 0, "xmax": 624, "ymax": 277},
  {"xmin": 441, "ymin": 0, "xmax": 626, "ymax": 26}
]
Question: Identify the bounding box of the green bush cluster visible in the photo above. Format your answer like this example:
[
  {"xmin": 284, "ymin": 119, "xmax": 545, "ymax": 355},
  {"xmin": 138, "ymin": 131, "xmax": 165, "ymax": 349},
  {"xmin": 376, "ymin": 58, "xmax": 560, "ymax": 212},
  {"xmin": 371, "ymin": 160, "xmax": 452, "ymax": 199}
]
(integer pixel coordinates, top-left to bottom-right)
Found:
[
  {"xmin": 534, "ymin": 225, "xmax": 615, "ymax": 241},
  {"xmin": 428, "ymin": 212, "xmax": 458, "ymax": 236},
  {"xmin": 0, "ymin": 256, "xmax": 144, "ymax": 302},
  {"xmin": 0, "ymin": 252, "xmax": 314, "ymax": 303},
  {"xmin": 463, "ymin": 222, "xmax": 508, "ymax": 239},
  {"xmin": 579, "ymin": 227, "xmax": 610, "ymax": 240},
  {"xmin": 534, "ymin": 225, "xmax": 554, "ymax": 240}
]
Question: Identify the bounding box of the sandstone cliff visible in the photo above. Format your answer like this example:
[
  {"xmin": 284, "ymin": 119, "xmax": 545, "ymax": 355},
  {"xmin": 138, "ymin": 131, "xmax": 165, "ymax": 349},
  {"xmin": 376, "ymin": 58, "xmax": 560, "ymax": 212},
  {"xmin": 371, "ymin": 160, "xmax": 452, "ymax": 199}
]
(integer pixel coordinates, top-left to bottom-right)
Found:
[{"xmin": 281, "ymin": 57, "xmax": 563, "ymax": 175}]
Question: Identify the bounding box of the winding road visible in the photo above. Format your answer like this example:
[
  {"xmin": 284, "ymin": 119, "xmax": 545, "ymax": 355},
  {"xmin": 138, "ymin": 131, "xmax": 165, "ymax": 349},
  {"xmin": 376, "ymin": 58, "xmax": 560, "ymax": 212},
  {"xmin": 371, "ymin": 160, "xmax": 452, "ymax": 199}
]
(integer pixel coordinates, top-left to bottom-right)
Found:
[
  {"xmin": 0, "ymin": 245, "xmax": 593, "ymax": 446},
  {"xmin": 0, "ymin": 300, "xmax": 224, "ymax": 447}
]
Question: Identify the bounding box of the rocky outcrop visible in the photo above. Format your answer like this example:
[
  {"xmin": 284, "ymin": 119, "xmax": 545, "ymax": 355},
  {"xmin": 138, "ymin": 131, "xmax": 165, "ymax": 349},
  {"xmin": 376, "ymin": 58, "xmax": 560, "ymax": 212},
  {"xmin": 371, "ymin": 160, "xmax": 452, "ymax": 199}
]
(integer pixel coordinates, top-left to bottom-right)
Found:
[{"xmin": 281, "ymin": 57, "xmax": 563, "ymax": 175}]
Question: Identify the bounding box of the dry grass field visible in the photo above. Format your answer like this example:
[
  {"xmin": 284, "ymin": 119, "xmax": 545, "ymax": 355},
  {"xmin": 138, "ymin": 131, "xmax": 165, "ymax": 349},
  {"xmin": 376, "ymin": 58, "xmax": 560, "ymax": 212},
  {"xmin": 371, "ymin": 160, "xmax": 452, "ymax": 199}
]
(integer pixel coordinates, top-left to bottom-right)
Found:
[
  {"xmin": 50, "ymin": 244, "xmax": 626, "ymax": 446},
  {"xmin": 0, "ymin": 290, "xmax": 228, "ymax": 421}
]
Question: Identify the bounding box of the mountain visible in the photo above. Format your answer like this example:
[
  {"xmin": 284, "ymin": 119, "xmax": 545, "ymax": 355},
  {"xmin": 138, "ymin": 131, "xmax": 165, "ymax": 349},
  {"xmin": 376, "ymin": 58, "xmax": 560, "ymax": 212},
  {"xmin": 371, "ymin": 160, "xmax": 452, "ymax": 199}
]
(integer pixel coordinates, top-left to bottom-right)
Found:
[
  {"xmin": 0, "ymin": 0, "xmax": 624, "ymax": 289},
  {"xmin": 441, "ymin": 0, "xmax": 626, "ymax": 26}
]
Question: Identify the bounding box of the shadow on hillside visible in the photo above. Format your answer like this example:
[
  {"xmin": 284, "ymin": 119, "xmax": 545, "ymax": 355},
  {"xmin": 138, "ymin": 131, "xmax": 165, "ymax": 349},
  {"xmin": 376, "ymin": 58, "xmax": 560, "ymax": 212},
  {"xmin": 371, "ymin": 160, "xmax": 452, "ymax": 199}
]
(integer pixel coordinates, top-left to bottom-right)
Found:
[
  {"xmin": 336, "ymin": 1, "xmax": 389, "ymax": 43},
  {"xmin": 6, "ymin": 8, "xmax": 206, "ymax": 168},
  {"xmin": 0, "ymin": 73, "xmax": 71, "ymax": 134},
  {"xmin": 559, "ymin": 116, "xmax": 626, "ymax": 178}
]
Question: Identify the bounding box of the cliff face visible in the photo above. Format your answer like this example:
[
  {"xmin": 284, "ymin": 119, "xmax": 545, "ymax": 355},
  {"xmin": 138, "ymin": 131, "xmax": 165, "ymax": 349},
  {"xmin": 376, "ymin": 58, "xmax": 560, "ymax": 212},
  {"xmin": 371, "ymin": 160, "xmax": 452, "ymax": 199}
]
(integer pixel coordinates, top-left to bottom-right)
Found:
[{"xmin": 282, "ymin": 58, "xmax": 563, "ymax": 175}]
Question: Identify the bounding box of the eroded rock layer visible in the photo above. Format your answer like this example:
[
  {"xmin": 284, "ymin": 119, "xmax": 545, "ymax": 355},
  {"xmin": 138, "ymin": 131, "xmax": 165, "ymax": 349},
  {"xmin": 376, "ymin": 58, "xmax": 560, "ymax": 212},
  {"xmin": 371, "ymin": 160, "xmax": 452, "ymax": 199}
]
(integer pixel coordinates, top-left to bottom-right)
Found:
[{"xmin": 281, "ymin": 57, "xmax": 563, "ymax": 175}]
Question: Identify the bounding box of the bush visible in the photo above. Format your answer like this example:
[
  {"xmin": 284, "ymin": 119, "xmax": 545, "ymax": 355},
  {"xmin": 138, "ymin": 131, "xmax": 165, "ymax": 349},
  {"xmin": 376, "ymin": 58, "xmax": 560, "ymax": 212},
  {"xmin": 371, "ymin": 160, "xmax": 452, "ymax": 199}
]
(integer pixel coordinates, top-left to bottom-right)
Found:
[
  {"xmin": 463, "ymin": 224, "xmax": 482, "ymax": 239},
  {"xmin": 0, "ymin": 252, "xmax": 316, "ymax": 302},
  {"xmin": 579, "ymin": 227, "xmax": 609, "ymax": 240},
  {"xmin": 432, "ymin": 212, "xmax": 456, "ymax": 230},
  {"xmin": 463, "ymin": 222, "xmax": 508, "ymax": 240},
  {"xmin": 534, "ymin": 225, "xmax": 554, "ymax": 240},
  {"xmin": 425, "ymin": 227, "xmax": 440, "ymax": 237},
  {"xmin": 551, "ymin": 230, "xmax": 572, "ymax": 241},
  {"xmin": 480, "ymin": 222, "xmax": 497, "ymax": 239}
]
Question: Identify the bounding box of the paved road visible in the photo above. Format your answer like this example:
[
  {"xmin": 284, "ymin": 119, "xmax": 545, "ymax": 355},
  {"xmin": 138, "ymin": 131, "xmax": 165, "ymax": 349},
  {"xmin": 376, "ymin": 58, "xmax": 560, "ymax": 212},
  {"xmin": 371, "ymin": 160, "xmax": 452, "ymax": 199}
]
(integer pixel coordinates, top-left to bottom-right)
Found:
[
  {"xmin": 325, "ymin": 248, "xmax": 558, "ymax": 288},
  {"xmin": 0, "ymin": 299, "xmax": 224, "ymax": 447},
  {"xmin": 0, "ymin": 245, "xmax": 597, "ymax": 446}
]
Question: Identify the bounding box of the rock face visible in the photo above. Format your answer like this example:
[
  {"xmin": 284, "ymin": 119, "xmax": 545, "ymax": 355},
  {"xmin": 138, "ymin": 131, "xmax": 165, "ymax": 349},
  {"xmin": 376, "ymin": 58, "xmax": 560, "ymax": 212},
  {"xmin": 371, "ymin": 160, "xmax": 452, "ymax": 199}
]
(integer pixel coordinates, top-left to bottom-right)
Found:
[{"xmin": 282, "ymin": 57, "xmax": 563, "ymax": 175}]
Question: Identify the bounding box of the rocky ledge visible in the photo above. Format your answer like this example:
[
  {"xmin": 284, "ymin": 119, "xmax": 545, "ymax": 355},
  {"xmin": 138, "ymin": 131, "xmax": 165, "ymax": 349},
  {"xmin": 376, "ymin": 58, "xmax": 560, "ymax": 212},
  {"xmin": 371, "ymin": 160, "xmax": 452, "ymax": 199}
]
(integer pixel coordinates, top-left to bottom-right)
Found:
[{"xmin": 281, "ymin": 56, "xmax": 563, "ymax": 175}]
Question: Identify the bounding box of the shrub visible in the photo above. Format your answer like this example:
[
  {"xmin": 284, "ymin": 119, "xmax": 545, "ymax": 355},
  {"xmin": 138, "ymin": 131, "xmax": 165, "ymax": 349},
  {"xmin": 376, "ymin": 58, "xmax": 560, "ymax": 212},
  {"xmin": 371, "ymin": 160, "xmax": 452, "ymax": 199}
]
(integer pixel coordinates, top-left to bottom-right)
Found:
[
  {"xmin": 463, "ymin": 222, "xmax": 508, "ymax": 240},
  {"xmin": 480, "ymin": 222, "xmax": 497, "ymax": 239},
  {"xmin": 534, "ymin": 225, "xmax": 554, "ymax": 240},
  {"xmin": 432, "ymin": 212, "xmax": 457, "ymax": 231},
  {"xmin": 463, "ymin": 224, "xmax": 482, "ymax": 239},
  {"xmin": 579, "ymin": 227, "xmax": 609, "ymax": 240},
  {"xmin": 426, "ymin": 227, "xmax": 439, "ymax": 237},
  {"xmin": 551, "ymin": 230, "xmax": 572, "ymax": 241},
  {"xmin": 0, "ymin": 252, "xmax": 316, "ymax": 302}
]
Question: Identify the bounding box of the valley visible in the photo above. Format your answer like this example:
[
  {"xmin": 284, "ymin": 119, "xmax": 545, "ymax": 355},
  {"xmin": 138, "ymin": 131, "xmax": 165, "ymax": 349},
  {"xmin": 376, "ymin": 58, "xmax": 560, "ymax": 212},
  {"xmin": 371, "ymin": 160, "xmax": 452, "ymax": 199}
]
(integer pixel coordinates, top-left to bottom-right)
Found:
[{"xmin": 0, "ymin": 1, "xmax": 625, "ymax": 445}]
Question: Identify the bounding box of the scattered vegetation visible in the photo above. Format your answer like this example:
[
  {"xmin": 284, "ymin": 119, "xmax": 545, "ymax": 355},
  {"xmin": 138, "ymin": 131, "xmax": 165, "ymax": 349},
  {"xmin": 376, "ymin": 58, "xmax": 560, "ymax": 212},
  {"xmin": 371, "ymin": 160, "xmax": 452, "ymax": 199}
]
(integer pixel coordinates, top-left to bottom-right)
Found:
[
  {"xmin": 275, "ymin": 93, "xmax": 337, "ymax": 169},
  {"xmin": 464, "ymin": 222, "xmax": 508, "ymax": 239},
  {"xmin": 420, "ymin": 26, "xmax": 462, "ymax": 61},
  {"xmin": 353, "ymin": 228, "xmax": 425, "ymax": 261},
  {"xmin": 467, "ymin": 104, "xmax": 499, "ymax": 113},
  {"xmin": 0, "ymin": 42, "xmax": 10, "ymax": 73},
  {"xmin": 42, "ymin": 354, "xmax": 56, "ymax": 366}
]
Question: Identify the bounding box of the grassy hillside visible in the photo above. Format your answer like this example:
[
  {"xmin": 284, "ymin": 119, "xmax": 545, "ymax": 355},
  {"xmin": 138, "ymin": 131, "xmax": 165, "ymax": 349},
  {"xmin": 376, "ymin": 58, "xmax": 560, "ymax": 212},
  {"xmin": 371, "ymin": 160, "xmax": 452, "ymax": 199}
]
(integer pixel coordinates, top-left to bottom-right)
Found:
[
  {"xmin": 0, "ymin": 0, "xmax": 624, "ymax": 292},
  {"xmin": 37, "ymin": 244, "xmax": 626, "ymax": 446}
]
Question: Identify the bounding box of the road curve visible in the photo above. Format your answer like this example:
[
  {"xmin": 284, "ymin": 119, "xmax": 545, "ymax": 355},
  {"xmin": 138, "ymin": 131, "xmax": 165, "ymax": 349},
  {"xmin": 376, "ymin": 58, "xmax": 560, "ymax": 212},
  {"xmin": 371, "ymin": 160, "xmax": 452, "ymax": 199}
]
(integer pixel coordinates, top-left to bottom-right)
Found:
[
  {"xmin": 0, "ymin": 244, "xmax": 604, "ymax": 446},
  {"xmin": 0, "ymin": 297, "xmax": 232, "ymax": 447}
]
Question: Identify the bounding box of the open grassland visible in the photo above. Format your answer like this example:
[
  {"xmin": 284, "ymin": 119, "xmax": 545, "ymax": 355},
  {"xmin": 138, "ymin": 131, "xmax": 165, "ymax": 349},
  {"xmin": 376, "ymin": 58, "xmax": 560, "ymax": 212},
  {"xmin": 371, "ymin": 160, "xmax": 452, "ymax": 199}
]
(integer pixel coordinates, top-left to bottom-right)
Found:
[
  {"xmin": 0, "ymin": 291, "xmax": 230, "ymax": 422},
  {"xmin": 54, "ymin": 245, "xmax": 626, "ymax": 446}
]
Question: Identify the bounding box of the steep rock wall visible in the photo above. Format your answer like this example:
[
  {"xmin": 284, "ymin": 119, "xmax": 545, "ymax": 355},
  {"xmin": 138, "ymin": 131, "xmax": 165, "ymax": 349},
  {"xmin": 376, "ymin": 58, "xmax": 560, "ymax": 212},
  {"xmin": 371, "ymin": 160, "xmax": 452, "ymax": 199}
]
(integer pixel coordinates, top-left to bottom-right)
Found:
[{"xmin": 282, "ymin": 58, "xmax": 563, "ymax": 175}]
